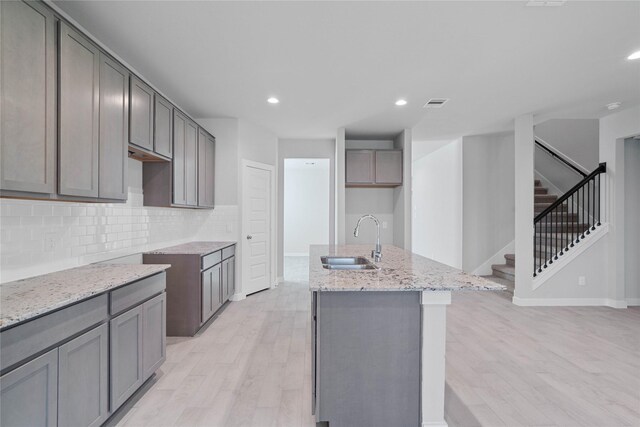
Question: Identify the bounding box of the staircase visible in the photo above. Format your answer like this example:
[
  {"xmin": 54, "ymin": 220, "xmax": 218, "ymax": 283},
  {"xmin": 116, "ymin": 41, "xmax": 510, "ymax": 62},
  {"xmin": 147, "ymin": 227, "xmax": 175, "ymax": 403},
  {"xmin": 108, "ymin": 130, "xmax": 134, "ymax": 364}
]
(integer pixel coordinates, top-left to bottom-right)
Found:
[{"xmin": 485, "ymin": 179, "xmax": 592, "ymax": 293}]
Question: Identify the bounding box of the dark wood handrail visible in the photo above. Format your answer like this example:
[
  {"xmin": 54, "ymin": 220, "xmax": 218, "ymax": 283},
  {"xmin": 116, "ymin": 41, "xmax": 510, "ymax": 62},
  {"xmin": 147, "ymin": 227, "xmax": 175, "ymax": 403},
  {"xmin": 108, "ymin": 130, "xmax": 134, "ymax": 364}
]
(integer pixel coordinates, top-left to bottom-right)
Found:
[
  {"xmin": 534, "ymin": 162, "xmax": 606, "ymax": 223},
  {"xmin": 535, "ymin": 139, "xmax": 588, "ymax": 178}
]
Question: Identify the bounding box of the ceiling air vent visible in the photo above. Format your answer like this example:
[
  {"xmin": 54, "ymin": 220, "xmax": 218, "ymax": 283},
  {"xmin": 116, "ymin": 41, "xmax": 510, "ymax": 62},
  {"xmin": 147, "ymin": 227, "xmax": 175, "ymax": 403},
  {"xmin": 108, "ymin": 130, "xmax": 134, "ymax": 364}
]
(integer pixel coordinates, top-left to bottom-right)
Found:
[{"xmin": 423, "ymin": 98, "xmax": 449, "ymax": 109}]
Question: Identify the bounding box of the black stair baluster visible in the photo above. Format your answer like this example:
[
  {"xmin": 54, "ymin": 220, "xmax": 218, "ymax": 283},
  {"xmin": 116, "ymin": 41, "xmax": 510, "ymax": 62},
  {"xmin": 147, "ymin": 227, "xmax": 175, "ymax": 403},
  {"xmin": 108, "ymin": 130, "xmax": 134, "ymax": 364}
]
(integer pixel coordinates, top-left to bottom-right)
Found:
[{"xmin": 586, "ymin": 180, "xmax": 591, "ymax": 235}]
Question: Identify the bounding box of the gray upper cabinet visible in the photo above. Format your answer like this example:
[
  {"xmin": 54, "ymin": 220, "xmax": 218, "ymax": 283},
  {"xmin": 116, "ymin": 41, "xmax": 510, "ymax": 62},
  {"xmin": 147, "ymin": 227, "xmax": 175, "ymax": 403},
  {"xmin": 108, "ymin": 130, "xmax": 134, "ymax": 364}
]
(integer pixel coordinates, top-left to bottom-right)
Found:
[
  {"xmin": 172, "ymin": 110, "xmax": 187, "ymax": 205},
  {"xmin": 154, "ymin": 94, "xmax": 173, "ymax": 159},
  {"xmin": 0, "ymin": 0, "xmax": 56, "ymax": 194},
  {"xmin": 98, "ymin": 54, "xmax": 129, "ymax": 200},
  {"xmin": 58, "ymin": 22, "xmax": 100, "ymax": 198},
  {"xmin": 185, "ymin": 119, "xmax": 198, "ymax": 206},
  {"xmin": 0, "ymin": 348, "xmax": 58, "ymax": 427},
  {"xmin": 346, "ymin": 150, "xmax": 375, "ymax": 184},
  {"xmin": 375, "ymin": 150, "xmax": 403, "ymax": 185},
  {"xmin": 346, "ymin": 149, "xmax": 403, "ymax": 187},
  {"xmin": 198, "ymin": 129, "xmax": 215, "ymax": 208},
  {"xmin": 58, "ymin": 323, "xmax": 109, "ymax": 427},
  {"xmin": 110, "ymin": 305, "xmax": 144, "ymax": 412},
  {"xmin": 142, "ymin": 293, "xmax": 166, "ymax": 380},
  {"xmin": 129, "ymin": 76, "xmax": 154, "ymax": 151}
]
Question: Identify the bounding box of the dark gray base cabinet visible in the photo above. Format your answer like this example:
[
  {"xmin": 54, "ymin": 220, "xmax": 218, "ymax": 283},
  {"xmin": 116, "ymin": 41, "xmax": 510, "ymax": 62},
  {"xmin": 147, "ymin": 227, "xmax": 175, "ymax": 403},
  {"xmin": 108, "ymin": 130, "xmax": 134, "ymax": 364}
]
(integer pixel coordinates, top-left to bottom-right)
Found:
[{"xmin": 0, "ymin": 272, "xmax": 166, "ymax": 427}]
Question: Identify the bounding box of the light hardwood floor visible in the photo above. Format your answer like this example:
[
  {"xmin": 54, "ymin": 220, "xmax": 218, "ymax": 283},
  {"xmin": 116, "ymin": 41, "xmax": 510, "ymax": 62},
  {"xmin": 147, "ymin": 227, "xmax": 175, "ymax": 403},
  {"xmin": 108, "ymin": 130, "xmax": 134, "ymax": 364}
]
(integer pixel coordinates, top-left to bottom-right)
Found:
[{"xmin": 117, "ymin": 257, "xmax": 640, "ymax": 427}]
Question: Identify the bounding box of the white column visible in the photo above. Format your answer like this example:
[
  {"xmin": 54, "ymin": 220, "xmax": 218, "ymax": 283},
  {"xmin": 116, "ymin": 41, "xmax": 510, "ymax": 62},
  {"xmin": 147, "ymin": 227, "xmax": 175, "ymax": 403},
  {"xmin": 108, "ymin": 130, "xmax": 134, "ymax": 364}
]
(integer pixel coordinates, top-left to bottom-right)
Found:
[
  {"xmin": 420, "ymin": 290, "xmax": 451, "ymax": 427},
  {"xmin": 514, "ymin": 114, "xmax": 534, "ymax": 299},
  {"xmin": 336, "ymin": 128, "xmax": 346, "ymax": 245}
]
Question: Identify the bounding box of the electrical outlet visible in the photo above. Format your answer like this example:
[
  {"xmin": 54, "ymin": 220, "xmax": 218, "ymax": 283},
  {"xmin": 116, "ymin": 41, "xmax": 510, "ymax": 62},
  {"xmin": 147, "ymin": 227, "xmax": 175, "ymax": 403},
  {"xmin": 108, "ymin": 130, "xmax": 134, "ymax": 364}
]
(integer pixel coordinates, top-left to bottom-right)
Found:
[
  {"xmin": 578, "ymin": 276, "xmax": 586, "ymax": 286},
  {"xmin": 382, "ymin": 221, "xmax": 388, "ymax": 229}
]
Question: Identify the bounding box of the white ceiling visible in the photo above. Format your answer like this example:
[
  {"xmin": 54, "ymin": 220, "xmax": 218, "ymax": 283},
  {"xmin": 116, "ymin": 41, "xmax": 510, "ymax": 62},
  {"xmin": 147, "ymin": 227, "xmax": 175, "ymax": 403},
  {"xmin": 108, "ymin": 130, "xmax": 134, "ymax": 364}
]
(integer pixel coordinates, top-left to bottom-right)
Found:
[{"xmin": 53, "ymin": 1, "xmax": 640, "ymax": 141}]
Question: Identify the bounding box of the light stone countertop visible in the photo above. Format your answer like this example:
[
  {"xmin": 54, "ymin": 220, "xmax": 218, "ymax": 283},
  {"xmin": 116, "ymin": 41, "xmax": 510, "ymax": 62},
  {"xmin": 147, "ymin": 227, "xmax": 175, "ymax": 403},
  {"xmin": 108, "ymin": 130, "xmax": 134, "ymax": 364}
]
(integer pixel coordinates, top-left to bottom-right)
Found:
[
  {"xmin": 309, "ymin": 245, "xmax": 506, "ymax": 292},
  {"xmin": 144, "ymin": 241, "xmax": 236, "ymax": 256},
  {"xmin": 0, "ymin": 263, "xmax": 170, "ymax": 330}
]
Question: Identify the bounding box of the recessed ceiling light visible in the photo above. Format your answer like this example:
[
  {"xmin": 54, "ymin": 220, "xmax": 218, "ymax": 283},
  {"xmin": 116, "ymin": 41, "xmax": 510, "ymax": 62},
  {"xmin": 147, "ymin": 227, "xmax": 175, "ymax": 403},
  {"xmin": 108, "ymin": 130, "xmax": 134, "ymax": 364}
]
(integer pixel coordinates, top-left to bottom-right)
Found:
[
  {"xmin": 395, "ymin": 99, "xmax": 407, "ymax": 106},
  {"xmin": 606, "ymin": 102, "xmax": 622, "ymax": 110},
  {"xmin": 267, "ymin": 97, "xmax": 279, "ymax": 104},
  {"xmin": 628, "ymin": 51, "xmax": 640, "ymax": 60}
]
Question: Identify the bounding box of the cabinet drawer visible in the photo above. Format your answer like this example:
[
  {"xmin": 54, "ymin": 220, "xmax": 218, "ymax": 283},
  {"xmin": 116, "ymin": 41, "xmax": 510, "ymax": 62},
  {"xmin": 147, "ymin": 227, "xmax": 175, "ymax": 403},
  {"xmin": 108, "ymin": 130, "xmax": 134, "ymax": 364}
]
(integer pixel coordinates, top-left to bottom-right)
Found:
[
  {"xmin": 1, "ymin": 294, "xmax": 108, "ymax": 372},
  {"xmin": 222, "ymin": 245, "xmax": 235, "ymax": 260},
  {"xmin": 202, "ymin": 251, "xmax": 222, "ymax": 270},
  {"xmin": 110, "ymin": 272, "xmax": 166, "ymax": 316}
]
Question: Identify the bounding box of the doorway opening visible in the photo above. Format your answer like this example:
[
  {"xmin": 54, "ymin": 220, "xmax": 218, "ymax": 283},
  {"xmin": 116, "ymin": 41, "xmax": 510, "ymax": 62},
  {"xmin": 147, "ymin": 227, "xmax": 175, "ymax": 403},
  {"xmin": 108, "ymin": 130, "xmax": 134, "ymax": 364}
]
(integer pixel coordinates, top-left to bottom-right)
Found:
[{"xmin": 283, "ymin": 158, "xmax": 331, "ymax": 279}]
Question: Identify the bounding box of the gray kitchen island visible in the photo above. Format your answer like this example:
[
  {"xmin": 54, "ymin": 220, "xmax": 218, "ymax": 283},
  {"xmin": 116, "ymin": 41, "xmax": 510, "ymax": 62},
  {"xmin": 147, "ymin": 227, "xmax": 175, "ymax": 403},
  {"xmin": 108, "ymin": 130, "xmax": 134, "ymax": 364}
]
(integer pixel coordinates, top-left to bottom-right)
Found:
[{"xmin": 309, "ymin": 244, "xmax": 505, "ymax": 427}]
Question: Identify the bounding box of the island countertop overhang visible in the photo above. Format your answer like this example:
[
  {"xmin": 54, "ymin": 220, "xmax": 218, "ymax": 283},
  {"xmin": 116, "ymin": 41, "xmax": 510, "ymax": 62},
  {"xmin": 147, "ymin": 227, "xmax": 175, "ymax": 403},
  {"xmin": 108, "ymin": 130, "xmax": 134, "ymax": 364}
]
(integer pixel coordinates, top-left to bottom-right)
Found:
[{"xmin": 309, "ymin": 244, "xmax": 506, "ymax": 292}]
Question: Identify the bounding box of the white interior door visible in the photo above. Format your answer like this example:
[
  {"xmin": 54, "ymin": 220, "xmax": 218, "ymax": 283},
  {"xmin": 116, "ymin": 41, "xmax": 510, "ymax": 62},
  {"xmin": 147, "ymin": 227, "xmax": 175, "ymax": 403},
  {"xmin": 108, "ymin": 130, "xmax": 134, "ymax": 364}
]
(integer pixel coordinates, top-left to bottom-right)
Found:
[{"xmin": 242, "ymin": 162, "xmax": 272, "ymax": 295}]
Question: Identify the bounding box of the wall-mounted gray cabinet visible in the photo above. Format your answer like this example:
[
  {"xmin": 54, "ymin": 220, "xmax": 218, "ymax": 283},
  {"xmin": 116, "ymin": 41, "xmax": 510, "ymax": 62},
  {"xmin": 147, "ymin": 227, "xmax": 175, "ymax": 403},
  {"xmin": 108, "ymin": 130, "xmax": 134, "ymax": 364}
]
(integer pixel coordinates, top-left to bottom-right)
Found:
[
  {"xmin": 0, "ymin": 0, "xmax": 57, "ymax": 195},
  {"xmin": 58, "ymin": 22, "xmax": 100, "ymax": 198},
  {"xmin": 198, "ymin": 129, "xmax": 216, "ymax": 208},
  {"xmin": 129, "ymin": 76, "xmax": 154, "ymax": 152},
  {"xmin": 58, "ymin": 323, "xmax": 109, "ymax": 427},
  {"xmin": 98, "ymin": 55, "xmax": 129, "ymax": 200},
  {"xmin": 154, "ymin": 94, "xmax": 173, "ymax": 159},
  {"xmin": 185, "ymin": 119, "xmax": 198, "ymax": 206},
  {"xmin": 0, "ymin": 349, "xmax": 58, "ymax": 427},
  {"xmin": 345, "ymin": 149, "xmax": 403, "ymax": 187},
  {"xmin": 172, "ymin": 110, "xmax": 187, "ymax": 206}
]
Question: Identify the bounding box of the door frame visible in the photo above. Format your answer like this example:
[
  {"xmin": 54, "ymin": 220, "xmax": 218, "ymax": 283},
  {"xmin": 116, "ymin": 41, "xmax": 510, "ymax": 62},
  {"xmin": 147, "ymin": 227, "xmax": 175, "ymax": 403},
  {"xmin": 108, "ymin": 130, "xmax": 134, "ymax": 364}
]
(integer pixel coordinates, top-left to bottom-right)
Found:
[{"xmin": 236, "ymin": 159, "xmax": 276, "ymax": 300}]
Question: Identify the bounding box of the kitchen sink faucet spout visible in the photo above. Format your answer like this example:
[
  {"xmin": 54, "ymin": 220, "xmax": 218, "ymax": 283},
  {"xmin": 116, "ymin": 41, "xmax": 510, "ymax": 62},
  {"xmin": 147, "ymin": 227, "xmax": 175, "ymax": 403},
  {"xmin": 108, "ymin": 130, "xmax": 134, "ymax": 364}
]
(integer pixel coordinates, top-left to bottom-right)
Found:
[{"xmin": 353, "ymin": 214, "xmax": 382, "ymax": 262}]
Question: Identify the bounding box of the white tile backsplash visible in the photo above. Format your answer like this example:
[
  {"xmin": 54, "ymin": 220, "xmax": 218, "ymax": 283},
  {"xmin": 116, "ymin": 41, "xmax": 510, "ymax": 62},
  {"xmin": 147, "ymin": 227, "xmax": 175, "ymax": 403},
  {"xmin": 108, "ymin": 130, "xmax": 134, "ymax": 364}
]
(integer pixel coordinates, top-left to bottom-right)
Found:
[{"xmin": 0, "ymin": 160, "xmax": 238, "ymax": 283}]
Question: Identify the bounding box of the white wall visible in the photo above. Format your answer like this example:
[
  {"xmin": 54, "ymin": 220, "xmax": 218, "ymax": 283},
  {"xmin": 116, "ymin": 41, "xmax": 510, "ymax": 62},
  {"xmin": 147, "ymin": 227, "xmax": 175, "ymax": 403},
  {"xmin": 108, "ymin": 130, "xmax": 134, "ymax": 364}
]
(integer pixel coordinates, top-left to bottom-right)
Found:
[
  {"xmin": 0, "ymin": 159, "xmax": 238, "ymax": 283},
  {"xmin": 345, "ymin": 188, "xmax": 395, "ymax": 245},
  {"xmin": 624, "ymin": 138, "xmax": 640, "ymax": 304},
  {"xmin": 462, "ymin": 132, "xmax": 515, "ymax": 273},
  {"xmin": 534, "ymin": 119, "xmax": 599, "ymax": 193},
  {"xmin": 238, "ymin": 120, "xmax": 278, "ymax": 167},
  {"xmin": 412, "ymin": 140, "xmax": 462, "ymax": 268},
  {"xmin": 277, "ymin": 138, "xmax": 336, "ymax": 278},
  {"xmin": 600, "ymin": 104, "xmax": 640, "ymax": 307},
  {"xmin": 283, "ymin": 159, "xmax": 330, "ymax": 256}
]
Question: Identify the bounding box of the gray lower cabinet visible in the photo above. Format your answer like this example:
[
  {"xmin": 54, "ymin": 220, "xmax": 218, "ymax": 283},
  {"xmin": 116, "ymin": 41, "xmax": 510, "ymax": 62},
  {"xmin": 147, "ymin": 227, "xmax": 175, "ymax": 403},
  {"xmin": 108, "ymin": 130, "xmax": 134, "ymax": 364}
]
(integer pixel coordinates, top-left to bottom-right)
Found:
[
  {"xmin": 110, "ymin": 305, "xmax": 144, "ymax": 412},
  {"xmin": 197, "ymin": 129, "xmax": 215, "ymax": 208},
  {"xmin": 222, "ymin": 257, "xmax": 235, "ymax": 302},
  {"xmin": 0, "ymin": 349, "xmax": 58, "ymax": 427},
  {"xmin": 142, "ymin": 293, "xmax": 167, "ymax": 379},
  {"xmin": 201, "ymin": 263, "xmax": 222, "ymax": 324},
  {"xmin": 154, "ymin": 94, "xmax": 173, "ymax": 159},
  {"xmin": 0, "ymin": 0, "xmax": 56, "ymax": 195},
  {"xmin": 58, "ymin": 323, "xmax": 109, "ymax": 427},
  {"xmin": 58, "ymin": 22, "xmax": 100, "ymax": 198},
  {"xmin": 98, "ymin": 54, "xmax": 129, "ymax": 200},
  {"xmin": 129, "ymin": 76, "xmax": 154, "ymax": 151}
]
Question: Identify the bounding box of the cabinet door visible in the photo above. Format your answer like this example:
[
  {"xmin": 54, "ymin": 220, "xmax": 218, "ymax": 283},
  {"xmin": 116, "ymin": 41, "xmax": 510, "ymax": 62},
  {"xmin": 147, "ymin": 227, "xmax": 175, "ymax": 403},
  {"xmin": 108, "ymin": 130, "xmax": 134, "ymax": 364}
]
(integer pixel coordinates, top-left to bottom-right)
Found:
[
  {"xmin": 172, "ymin": 110, "xmax": 186, "ymax": 205},
  {"xmin": 227, "ymin": 257, "xmax": 235, "ymax": 298},
  {"xmin": 198, "ymin": 131, "xmax": 215, "ymax": 208},
  {"xmin": 98, "ymin": 54, "xmax": 129, "ymax": 200},
  {"xmin": 0, "ymin": 0, "xmax": 56, "ymax": 194},
  {"xmin": 375, "ymin": 150, "xmax": 402, "ymax": 185},
  {"xmin": 110, "ymin": 305, "xmax": 143, "ymax": 411},
  {"xmin": 212, "ymin": 263, "xmax": 223, "ymax": 313},
  {"xmin": 222, "ymin": 259, "xmax": 231, "ymax": 302},
  {"xmin": 154, "ymin": 94, "xmax": 173, "ymax": 158},
  {"xmin": 185, "ymin": 120, "xmax": 198, "ymax": 206},
  {"xmin": 201, "ymin": 268, "xmax": 213, "ymax": 323},
  {"xmin": 129, "ymin": 76, "xmax": 154, "ymax": 151},
  {"xmin": 59, "ymin": 22, "xmax": 100, "ymax": 198},
  {"xmin": 345, "ymin": 150, "xmax": 374, "ymax": 184},
  {"xmin": 0, "ymin": 348, "xmax": 58, "ymax": 427},
  {"xmin": 58, "ymin": 323, "xmax": 108, "ymax": 427},
  {"xmin": 142, "ymin": 293, "xmax": 166, "ymax": 380}
]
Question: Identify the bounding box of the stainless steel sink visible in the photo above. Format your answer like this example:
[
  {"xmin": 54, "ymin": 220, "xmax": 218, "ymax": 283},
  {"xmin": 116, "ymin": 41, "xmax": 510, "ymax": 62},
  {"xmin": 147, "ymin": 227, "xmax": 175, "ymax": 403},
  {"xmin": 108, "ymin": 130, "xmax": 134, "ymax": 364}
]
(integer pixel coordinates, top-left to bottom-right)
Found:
[{"xmin": 321, "ymin": 256, "xmax": 378, "ymax": 270}]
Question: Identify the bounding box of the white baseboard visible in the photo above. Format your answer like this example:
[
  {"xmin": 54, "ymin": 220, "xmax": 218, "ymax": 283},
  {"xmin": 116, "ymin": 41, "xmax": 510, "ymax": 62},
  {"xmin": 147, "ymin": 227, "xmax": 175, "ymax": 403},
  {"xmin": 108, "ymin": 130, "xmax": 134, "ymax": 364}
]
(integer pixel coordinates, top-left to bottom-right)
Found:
[
  {"xmin": 276, "ymin": 276, "xmax": 284, "ymax": 284},
  {"xmin": 627, "ymin": 298, "xmax": 640, "ymax": 306},
  {"xmin": 230, "ymin": 293, "xmax": 246, "ymax": 302},
  {"xmin": 471, "ymin": 240, "xmax": 515, "ymax": 276},
  {"xmin": 532, "ymin": 223, "xmax": 609, "ymax": 290},
  {"xmin": 422, "ymin": 422, "xmax": 448, "ymax": 427},
  {"xmin": 513, "ymin": 296, "xmax": 628, "ymax": 308}
]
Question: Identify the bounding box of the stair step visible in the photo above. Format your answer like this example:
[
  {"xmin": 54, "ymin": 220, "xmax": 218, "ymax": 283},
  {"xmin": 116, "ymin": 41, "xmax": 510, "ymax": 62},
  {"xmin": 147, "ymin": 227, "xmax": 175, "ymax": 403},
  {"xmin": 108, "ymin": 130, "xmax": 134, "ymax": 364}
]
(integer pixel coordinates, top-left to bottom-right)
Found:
[
  {"xmin": 534, "ymin": 179, "xmax": 541, "ymax": 187},
  {"xmin": 535, "ymin": 194, "xmax": 558, "ymax": 203},
  {"xmin": 504, "ymin": 253, "xmax": 515, "ymax": 266},
  {"xmin": 534, "ymin": 187, "xmax": 549, "ymax": 194},
  {"xmin": 491, "ymin": 264, "xmax": 515, "ymax": 281}
]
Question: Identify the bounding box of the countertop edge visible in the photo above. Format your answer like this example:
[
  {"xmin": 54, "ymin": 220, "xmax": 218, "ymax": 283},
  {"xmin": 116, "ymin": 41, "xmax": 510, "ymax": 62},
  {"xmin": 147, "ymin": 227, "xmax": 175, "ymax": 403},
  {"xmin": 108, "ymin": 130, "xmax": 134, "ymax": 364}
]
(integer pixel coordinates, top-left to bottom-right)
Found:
[{"xmin": 143, "ymin": 241, "xmax": 237, "ymax": 256}]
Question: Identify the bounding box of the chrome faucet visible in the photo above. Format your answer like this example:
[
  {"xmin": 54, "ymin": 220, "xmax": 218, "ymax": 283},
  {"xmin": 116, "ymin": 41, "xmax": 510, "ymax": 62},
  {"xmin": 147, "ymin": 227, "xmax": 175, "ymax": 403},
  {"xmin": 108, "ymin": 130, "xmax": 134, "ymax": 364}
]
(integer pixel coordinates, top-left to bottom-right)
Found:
[{"xmin": 353, "ymin": 214, "xmax": 382, "ymax": 262}]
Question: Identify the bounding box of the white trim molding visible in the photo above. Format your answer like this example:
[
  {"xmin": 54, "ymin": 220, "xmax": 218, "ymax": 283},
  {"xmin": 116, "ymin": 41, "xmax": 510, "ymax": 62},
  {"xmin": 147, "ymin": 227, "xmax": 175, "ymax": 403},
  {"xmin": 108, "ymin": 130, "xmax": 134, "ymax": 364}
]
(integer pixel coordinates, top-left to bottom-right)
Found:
[
  {"xmin": 420, "ymin": 291, "xmax": 451, "ymax": 427},
  {"xmin": 627, "ymin": 298, "xmax": 640, "ymax": 307},
  {"xmin": 513, "ymin": 296, "xmax": 627, "ymax": 308},
  {"xmin": 533, "ymin": 223, "xmax": 609, "ymax": 290},
  {"xmin": 230, "ymin": 293, "xmax": 246, "ymax": 302}
]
